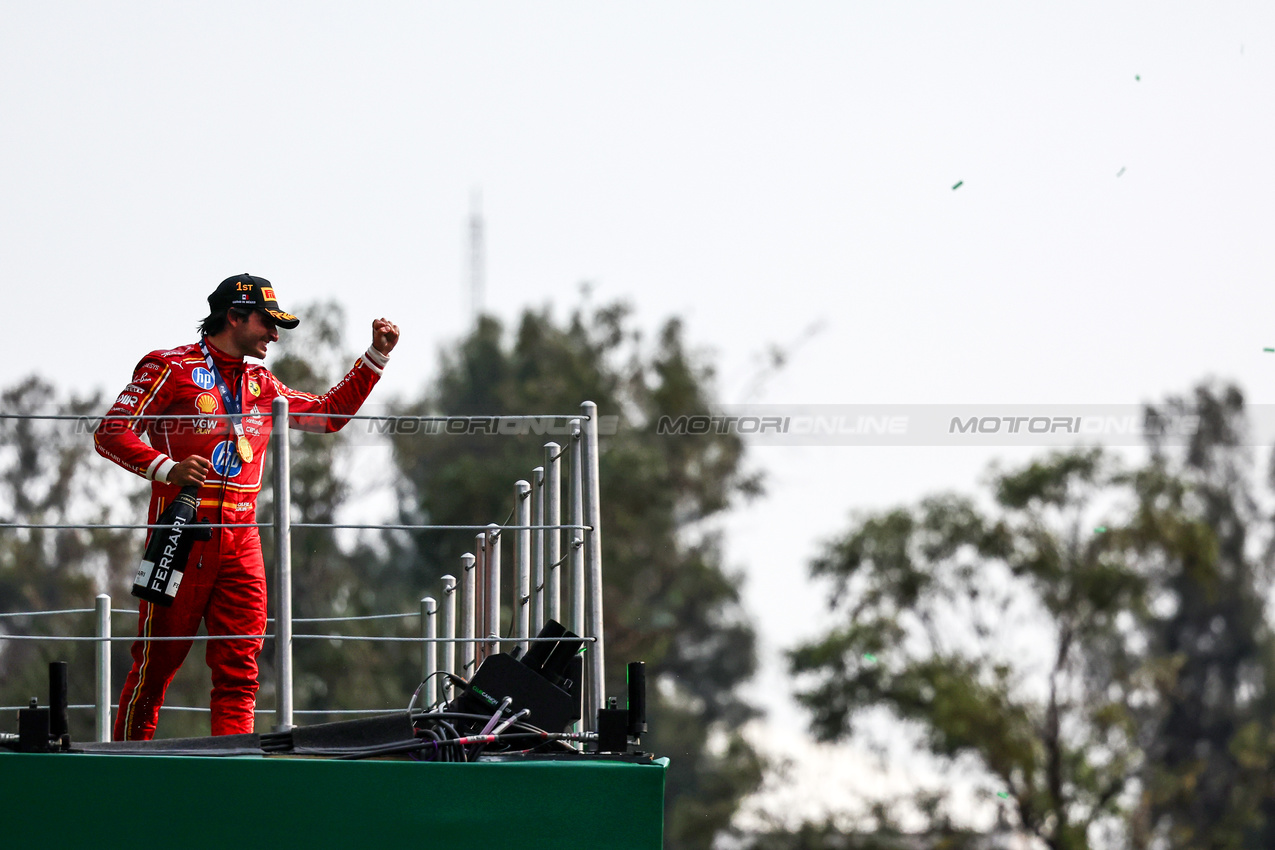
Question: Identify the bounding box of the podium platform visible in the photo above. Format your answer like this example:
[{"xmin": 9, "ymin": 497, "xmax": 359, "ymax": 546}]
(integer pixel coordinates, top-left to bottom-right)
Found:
[{"xmin": 0, "ymin": 751, "xmax": 666, "ymax": 849}]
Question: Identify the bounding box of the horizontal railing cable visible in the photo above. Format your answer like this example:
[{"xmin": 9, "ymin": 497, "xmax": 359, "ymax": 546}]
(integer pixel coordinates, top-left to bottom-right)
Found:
[
  {"xmin": 290, "ymin": 634, "xmax": 594, "ymax": 643},
  {"xmin": 0, "ymin": 609, "xmax": 432, "ymax": 622},
  {"xmin": 0, "ymin": 522, "xmax": 588, "ymax": 531},
  {"xmin": 0, "ymin": 522, "xmax": 270, "ymax": 530},
  {"xmin": 0, "ymin": 705, "xmax": 423, "ymax": 716},
  {"xmin": 0, "ymin": 608, "xmax": 99, "ymax": 618},
  {"xmin": 292, "ymin": 523, "xmax": 588, "ymax": 531},
  {"xmin": 0, "ymin": 631, "xmax": 593, "ymax": 644},
  {"xmin": 289, "ymin": 612, "xmax": 417, "ymax": 623}
]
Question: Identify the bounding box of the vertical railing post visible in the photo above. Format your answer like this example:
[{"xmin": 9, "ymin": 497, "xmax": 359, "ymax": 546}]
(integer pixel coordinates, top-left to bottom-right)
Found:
[
  {"xmin": 460, "ymin": 553, "xmax": 477, "ymax": 676},
  {"xmin": 95, "ymin": 593, "xmax": 111, "ymax": 742},
  {"xmin": 545, "ymin": 442, "xmax": 562, "ymax": 625},
  {"xmin": 473, "ymin": 534, "xmax": 486, "ymax": 665},
  {"xmin": 568, "ymin": 420, "xmax": 585, "ymax": 640},
  {"xmin": 581, "ymin": 401, "xmax": 605, "ymax": 730},
  {"xmin": 514, "ymin": 480, "xmax": 532, "ymax": 654},
  {"xmin": 485, "ymin": 523, "xmax": 502, "ymax": 659},
  {"xmin": 442, "ymin": 574, "xmax": 457, "ymax": 684},
  {"xmin": 271, "ymin": 395, "xmax": 294, "ymax": 732},
  {"xmin": 421, "ymin": 596, "xmax": 437, "ymax": 707},
  {"xmin": 531, "ymin": 467, "xmax": 545, "ymax": 637}
]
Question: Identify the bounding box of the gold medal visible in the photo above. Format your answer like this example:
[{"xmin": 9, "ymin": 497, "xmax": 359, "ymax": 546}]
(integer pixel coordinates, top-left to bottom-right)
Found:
[{"xmin": 237, "ymin": 435, "xmax": 253, "ymax": 463}]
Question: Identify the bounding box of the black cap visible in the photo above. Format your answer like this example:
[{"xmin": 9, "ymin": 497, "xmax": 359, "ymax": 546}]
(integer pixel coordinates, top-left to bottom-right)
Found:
[{"xmin": 208, "ymin": 274, "xmax": 300, "ymax": 329}]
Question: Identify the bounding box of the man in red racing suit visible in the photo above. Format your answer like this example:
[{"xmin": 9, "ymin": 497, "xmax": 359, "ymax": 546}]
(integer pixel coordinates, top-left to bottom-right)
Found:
[{"xmin": 94, "ymin": 273, "xmax": 400, "ymax": 740}]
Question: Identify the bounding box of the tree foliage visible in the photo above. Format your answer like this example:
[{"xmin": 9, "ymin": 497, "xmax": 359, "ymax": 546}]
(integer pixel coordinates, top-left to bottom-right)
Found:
[
  {"xmin": 1129, "ymin": 385, "xmax": 1275, "ymax": 849},
  {"xmin": 789, "ymin": 383, "xmax": 1275, "ymax": 849}
]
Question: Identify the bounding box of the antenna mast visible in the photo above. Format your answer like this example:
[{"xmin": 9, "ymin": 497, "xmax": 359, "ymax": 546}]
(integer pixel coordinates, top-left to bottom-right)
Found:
[{"xmin": 468, "ymin": 189, "xmax": 485, "ymax": 324}]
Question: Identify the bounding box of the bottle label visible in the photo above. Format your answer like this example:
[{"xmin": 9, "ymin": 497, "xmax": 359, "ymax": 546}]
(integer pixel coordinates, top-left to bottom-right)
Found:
[
  {"xmin": 156, "ymin": 515, "xmax": 189, "ymax": 572},
  {"xmin": 131, "ymin": 486, "xmax": 201, "ymax": 606},
  {"xmin": 135, "ymin": 559, "xmax": 155, "ymax": 587}
]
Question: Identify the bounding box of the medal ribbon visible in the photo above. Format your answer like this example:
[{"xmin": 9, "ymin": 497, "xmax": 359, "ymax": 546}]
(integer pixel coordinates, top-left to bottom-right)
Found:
[{"xmin": 199, "ymin": 340, "xmax": 248, "ymax": 459}]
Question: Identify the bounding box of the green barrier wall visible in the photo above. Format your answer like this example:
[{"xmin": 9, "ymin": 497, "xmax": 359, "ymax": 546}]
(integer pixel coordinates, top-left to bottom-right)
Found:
[{"xmin": 0, "ymin": 752, "xmax": 666, "ymax": 849}]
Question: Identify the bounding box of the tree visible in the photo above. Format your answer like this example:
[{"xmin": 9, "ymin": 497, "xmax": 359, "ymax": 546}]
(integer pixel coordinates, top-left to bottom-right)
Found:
[
  {"xmin": 0, "ymin": 376, "xmax": 143, "ymax": 742},
  {"xmin": 790, "ymin": 448, "xmax": 1141, "ymax": 849},
  {"xmin": 1125, "ymin": 385, "xmax": 1275, "ymax": 848},
  {"xmin": 385, "ymin": 301, "xmax": 765, "ymax": 849},
  {"xmin": 788, "ymin": 383, "xmax": 1275, "ymax": 849}
]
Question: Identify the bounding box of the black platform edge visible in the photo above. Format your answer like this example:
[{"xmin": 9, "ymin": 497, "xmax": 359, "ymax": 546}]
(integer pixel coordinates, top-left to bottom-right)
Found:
[
  {"xmin": 287, "ymin": 713, "xmax": 415, "ymax": 754},
  {"xmin": 73, "ymin": 732, "xmax": 261, "ymax": 757},
  {"xmin": 63, "ymin": 714, "xmax": 416, "ymax": 758}
]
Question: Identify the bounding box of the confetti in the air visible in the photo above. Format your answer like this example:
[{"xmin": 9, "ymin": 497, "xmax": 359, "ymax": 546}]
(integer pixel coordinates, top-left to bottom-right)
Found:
[
  {"xmin": 1095, "ymin": 527, "xmax": 1107, "ymax": 534},
  {"xmin": 863, "ymin": 653, "xmax": 877, "ymax": 663},
  {"xmin": 952, "ymin": 180, "xmax": 964, "ymax": 190},
  {"xmin": 997, "ymin": 792, "xmax": 1010, "ymax": 799},
  {"xmin": 1116, "ymin": 167, "xmax": 1126, "ymax": 177}
]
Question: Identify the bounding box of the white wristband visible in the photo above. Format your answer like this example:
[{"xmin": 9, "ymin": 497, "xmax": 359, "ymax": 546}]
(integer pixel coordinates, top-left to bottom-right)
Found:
[
  {"xmin": 151, "ymin": 457, "xmax": 176, "ymax": 484},
  {"xmin": 363, "ymin": 346, "xmax": 389, "ymax": 375}
]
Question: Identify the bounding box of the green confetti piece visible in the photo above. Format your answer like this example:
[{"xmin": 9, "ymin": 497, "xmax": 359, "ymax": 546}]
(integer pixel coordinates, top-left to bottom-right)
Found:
[
  {"xmin": 1094, "ymin": 526, "xmax": 1107, "ymax": 534},
  {"xmin": 951, "ymin": 180, "xmax": 963, "ymax": 190},
  {"xmin": 1265, "ymin": 348, "xmax": 1275, "ymax": 353},
  {"xmin": 1135, "ymin": 74, "xmax": 1141, "ymax": 81},
  {"xmin": 997, "ymin": 792, "xmax": 1010, "ymax": 799},
  {"xmin": 863, "ymin": 653, "xmax": 877, "ymax": 663}
]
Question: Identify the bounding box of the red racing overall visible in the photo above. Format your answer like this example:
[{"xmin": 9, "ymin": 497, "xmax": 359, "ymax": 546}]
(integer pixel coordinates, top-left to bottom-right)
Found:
[{"xmin": 94, "ymin": 337, "xmax": 387, "ymax": 740}]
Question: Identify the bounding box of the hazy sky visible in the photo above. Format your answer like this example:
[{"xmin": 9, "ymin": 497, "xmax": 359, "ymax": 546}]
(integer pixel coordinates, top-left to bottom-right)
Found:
[{"xmin": 4, "ymin": 1, "xmax": 1274, "ymax": 825}]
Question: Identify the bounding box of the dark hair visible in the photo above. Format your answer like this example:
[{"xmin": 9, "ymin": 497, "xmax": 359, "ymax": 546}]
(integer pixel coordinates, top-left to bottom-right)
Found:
[{"xmin": 197, "ymin": 306, "xmax": 255, "ymax": 337}]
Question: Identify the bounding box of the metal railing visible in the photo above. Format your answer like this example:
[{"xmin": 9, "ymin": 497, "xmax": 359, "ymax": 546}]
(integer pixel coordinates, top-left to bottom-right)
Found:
[{"xmin": 0, "ymin": 399, "xmax": 607, "ymax": 742}]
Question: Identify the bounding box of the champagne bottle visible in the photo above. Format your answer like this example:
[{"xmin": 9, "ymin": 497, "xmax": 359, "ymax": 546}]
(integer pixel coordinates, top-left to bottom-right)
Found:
[{"xmin": 132, "ymin": 485, "xmax": 213, "ymax": 606}]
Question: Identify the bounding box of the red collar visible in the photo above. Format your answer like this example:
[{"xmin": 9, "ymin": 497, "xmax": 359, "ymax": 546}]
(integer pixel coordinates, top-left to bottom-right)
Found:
[
  {"xmin": 201, "ymin": 336, "xmax": 246, "ymax": 376},
  {"xmin": 202, "ymin": 336, "xmax": 245, "ymax": 363}
]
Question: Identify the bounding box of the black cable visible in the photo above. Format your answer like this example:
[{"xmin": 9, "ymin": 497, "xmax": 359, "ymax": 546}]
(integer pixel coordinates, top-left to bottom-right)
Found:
[
  {"xmin": 332, "ymin": 730, "xmax": 590, "ymax": 761},
  {"xmin": 432, "ymin": 719, "xmax": 462, "ymax": 762},
  {"xmin": 405, "ymin": 671, "xmax": 463, "ymax": 715},
  {"xmin": 409, "ymin": 710, "xmax": 554, "ymax": 737},
  {"xmin": 408, "ymin": 727, "xmax": 443, "ymax": 762},
  {"xmin": 413, "ymin": 709, "xmax": 574, "ymax": 761}
]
